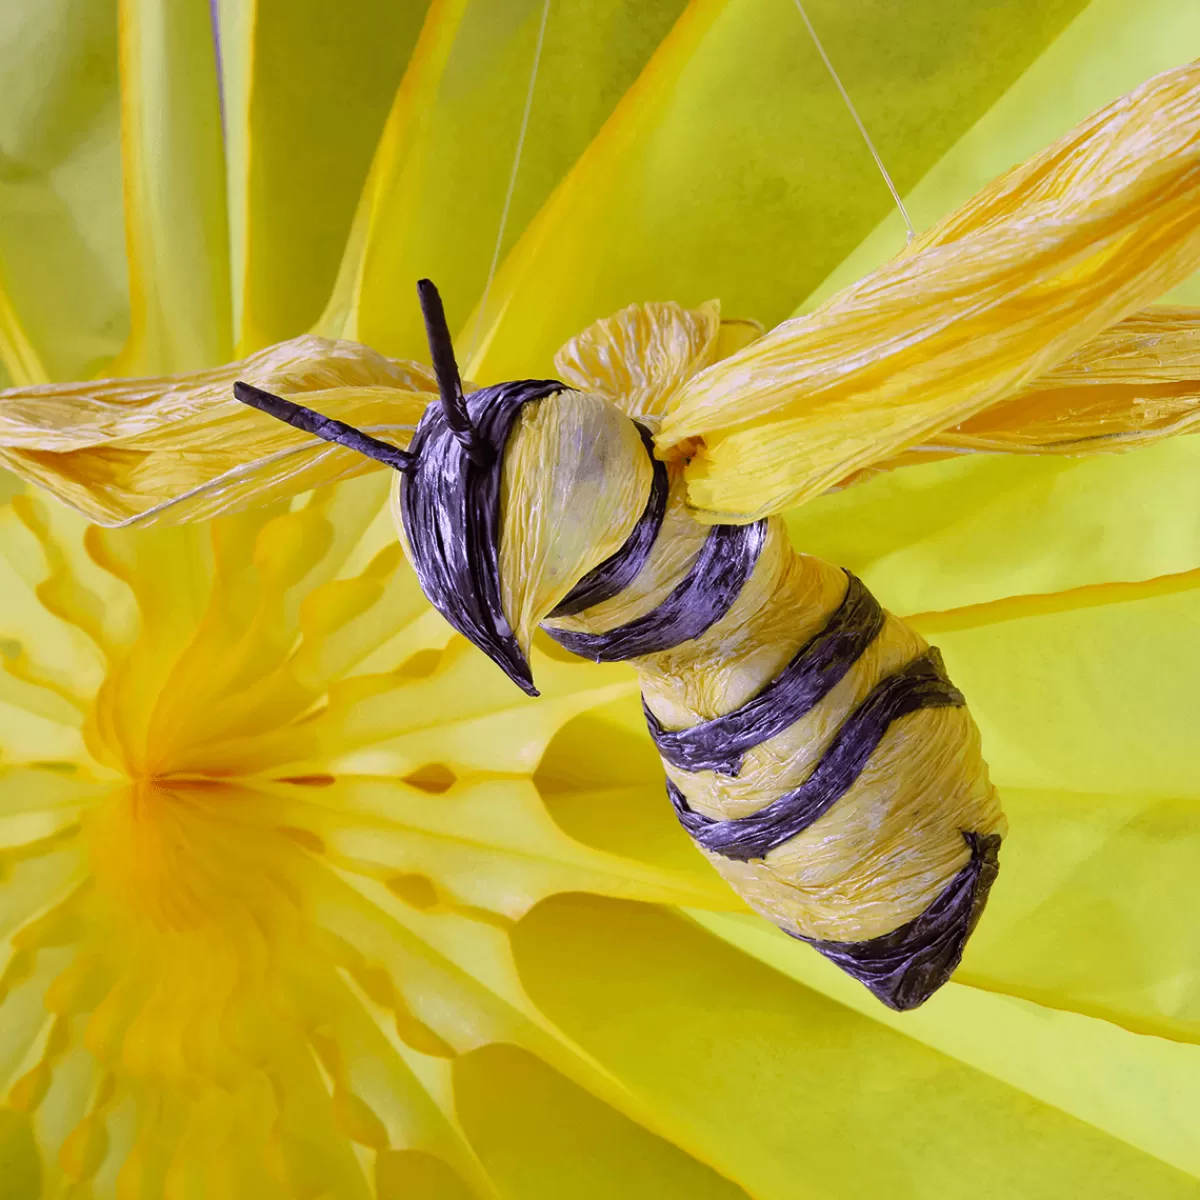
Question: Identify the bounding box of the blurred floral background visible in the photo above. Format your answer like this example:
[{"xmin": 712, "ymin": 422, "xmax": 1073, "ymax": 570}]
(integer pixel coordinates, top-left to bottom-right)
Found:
[{"xmin": 1, "ymin": 0, "xmax": 1200, "ymax": 1196}]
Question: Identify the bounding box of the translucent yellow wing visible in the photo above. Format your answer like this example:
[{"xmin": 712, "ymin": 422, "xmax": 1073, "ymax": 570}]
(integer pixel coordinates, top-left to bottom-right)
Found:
[
  {"xmin": 661, "ymin": 60, "xmax": 1200, "ymax": 522},
  {"xmin": 836, "ymin": 306, "xmax": 1200, "ymax": 486},
  {"xmin": 0, "ymin": 337, "xmax": 434, "ymax": 526}
]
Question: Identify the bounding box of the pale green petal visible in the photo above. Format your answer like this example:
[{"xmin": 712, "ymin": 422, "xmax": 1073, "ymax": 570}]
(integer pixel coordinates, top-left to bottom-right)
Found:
[
  {"xmin": 799, "ymin": 0, "xmax": 1200, "ymax": 314},
  {"xmin": 785, "ymin": 432, "xmax": 1200, "ymax": 613},
  {"xmin": 322, "ymin": 0, "xmax": 692, "ymax": 361},
  {"xmin": 214, "ymin": 0, "xmax": 431, "ymax": 351},
  {"xmin": 0, "ymin": 0, "xmax": 127, "ymax": 384},
  {"xmin": 906, "ymin": 573, "xmax": 1200, "ymax": 1036},
  {"xmin": 454, "ymin": 1044, "xmax": 747, "ymax": 1199},
  {"xmin": 964, "ymin": 785, "xmax": 1200, "ymax": 1043},
  {"xmin": 115, "ymin": 0, "xmax": 231, "ymax": 375},
  {"xmin": 919, "ymin": 573, "xmax": 1200, "ymax": 798}
]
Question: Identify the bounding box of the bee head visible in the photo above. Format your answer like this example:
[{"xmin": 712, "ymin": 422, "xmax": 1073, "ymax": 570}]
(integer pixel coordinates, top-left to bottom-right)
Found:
[
  {"xmin": 236, "ymin": 281, "xmax": 654, "ymax": 698},
  {"xmin": 401, "ymin": 281, "xmax": 657, "ymax": 694},
  {"xmin": 397, "ymin": 372, "xmax": 564, "ymax": 696}
]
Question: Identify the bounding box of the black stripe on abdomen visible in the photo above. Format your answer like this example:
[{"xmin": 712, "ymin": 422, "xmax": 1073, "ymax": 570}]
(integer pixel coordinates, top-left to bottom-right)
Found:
[
  {"xmin": 543, "ymin": 520, "xmax": 768, "ymax": 662},
  {"xmin": 548, "ymin": 424, "xmax": 669, "ymax": 618},
  {"xmin": 794, "ymin": 831, "xmax": 1001, "ymax": 1011},
  {"xmin": 666, "ymin": 648, "xmax": 964, "ymax": 862},
  {"xmin": 644, "ymin": 571, "xmax": 884, "ymax": 776}
]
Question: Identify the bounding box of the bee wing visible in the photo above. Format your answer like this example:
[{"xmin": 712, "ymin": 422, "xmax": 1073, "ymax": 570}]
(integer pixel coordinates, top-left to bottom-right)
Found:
[
  {"xmin": 553, "ymin": 300, "xmax": 761, "ymax": 429},
  {"xmin": 922, "ymin": 305, "xmax": 1200, "ymax": 454},
  {"xmin": 0, "ymin": 335, "xmax": 437, "ymax": 526},
  {"xmin": 832, "ymin": 306, "xmax": 1200, "ymax": 488},
  {"xmin": 659, "ymin": 60, "xmax": 1200, "ymax": 523}
]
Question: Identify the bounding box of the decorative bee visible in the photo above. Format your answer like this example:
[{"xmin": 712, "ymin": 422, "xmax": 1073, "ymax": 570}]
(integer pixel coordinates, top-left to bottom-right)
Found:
[
  {"xmin": 234, "ymin": 278, "xmax": 1004, "ymax": 1012},
  {"xmin": 4, "ymin": 60, "xmax": 1198, "ymax": 1012}
]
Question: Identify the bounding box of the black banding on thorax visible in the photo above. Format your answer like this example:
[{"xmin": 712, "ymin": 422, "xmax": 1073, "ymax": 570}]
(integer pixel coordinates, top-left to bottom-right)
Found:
[
  {"xmin": 548, "ymin": 424, "xmax": 669, "ymax": 619},
  {"xmin": 665, "ymin": 648, "xmax": 965, "ymax": 861},
  {"xmin": 644, "ymin": 571, "xmax": 885, "ymax": 776},
  {"xmin": 794, "ymin": 831, "xmax": 1002, "ymax": 1011},
  {"xmin": 543, "ymin": 520, "xmax": 769, "ymax": 663},
  {"xmin": 400, "ymin": 379, "xmax": 564, "ymax": 697}
]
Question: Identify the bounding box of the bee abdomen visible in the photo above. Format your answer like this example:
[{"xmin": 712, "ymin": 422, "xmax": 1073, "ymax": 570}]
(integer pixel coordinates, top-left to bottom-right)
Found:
[
  {"xmin": 793, "ymin": 831, "xmax": 1001, "ymax": 1011},
  {"xmin": 546, "ymin": 491, "xmax": 1003, "ymax": 1010},
  {"xmin": 644, "ymin": 561, "xmax": 1002, "ymax": 1010}
]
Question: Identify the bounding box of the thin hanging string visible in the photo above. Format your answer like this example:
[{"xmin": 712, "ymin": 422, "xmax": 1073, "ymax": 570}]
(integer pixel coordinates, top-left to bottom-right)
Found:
[
  {"xmin": 791, "ymin": 0, "xmax": 915, "ymax": 244},
  {"xmin": 467, "ymin": 0, "xmax": 553, "ymax": 365}
]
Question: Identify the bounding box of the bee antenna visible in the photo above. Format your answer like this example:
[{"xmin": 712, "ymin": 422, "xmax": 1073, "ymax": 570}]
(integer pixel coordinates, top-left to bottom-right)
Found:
[
  {"xmin": 232, "ymin": 381, "xmax": 418, "ymax": 474},
  {"xmin": 417, "ymin": 279, "xmax": 493, "ymax": 468}
]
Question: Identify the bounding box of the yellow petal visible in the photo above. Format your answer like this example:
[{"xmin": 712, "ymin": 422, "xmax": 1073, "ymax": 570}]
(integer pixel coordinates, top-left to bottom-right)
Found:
[
  {"xmin": 514, "ymin": 894, "xmax": 1200, "ymax": 1197},
  {"xmin": 0, "ymin": 1108, "xmax": 39, "ymax": 1198},
  {"xmin": 784, "ymin": 432, "xmax": 1200, "ymax": 614},
  {"xmin": 963, "ymin": 784, "xmax": 1200, "ymax": 1043},
  {"xmin": 468, "ymin": 0, "xmax": 1091, "ymax": 382},
  {"xmin": 912, "ymin": 570, "xmax": 1200, "ymax": 800},
  {"xmin": 536, "ymin": 697, "xmax": 729, "ymax": 881},
  {"xmin": 454, "ymin": 1043, "xmax": 747, "ymax": 1199},
  {"xmin": 375, "ymin": 1150, "xmax": 475, "ymax": 1200},
  {"xmin": 0, "ymin": 337, "xmax": 434, "ymax": 525},
  {"xmin": 667, "ymin": 60, "xmax": 1200, "ymax": 520},
  {"xmin": 692, "ymin": 906, "xmax": 1200, "ymax": 1181}
]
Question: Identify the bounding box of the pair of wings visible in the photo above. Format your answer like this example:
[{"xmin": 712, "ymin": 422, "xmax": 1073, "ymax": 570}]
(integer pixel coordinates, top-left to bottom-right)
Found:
[{"xmin": 2, "ymin": 60, "xmax": 1200, "ymax": 529}]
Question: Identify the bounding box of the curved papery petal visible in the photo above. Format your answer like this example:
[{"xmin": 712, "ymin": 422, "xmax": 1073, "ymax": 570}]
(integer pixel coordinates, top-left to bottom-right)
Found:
[
  {"xmin": 513, "ymin": 894, "xmax": 1200, "ymax": 1198},
  {"xmin": 0, "ymin": 1, "xmax": 128, "ymax": 385},
  {"xmin": 892, "ymin": 570, "xmax": 1200, "ymax": 1040},
  {"xmin": 784, "ymin": 432, "xmax": 1200, "ymax": 614},
  {"xmin": 692, "ymin": 907, "xmax": 1200, "ymax": 1183},
  {"xmin": 666, "ymin": 59, "xmax": 1200, "ymax": 521},
  {"xmin": 962, "ymin": 784, "xmax": 1200, "ymax": 1043},
  {"xmin": 454, "ymin": 1043, "xmax": 747, "ymax": 1199},
  {"xmin": 0, "ymin": 337, "xmax": 433, "ymax": 525},
  {"xmin": 467, "ymin": 0, "xmax": 1088, "ymax": 382},
  {"xmin": 213, "ymin": 0, "xmax": 431, "ymax": 352},
  {"xmin": 912, "ymin": 571, "xmax": 1200, "ymax": 803}
]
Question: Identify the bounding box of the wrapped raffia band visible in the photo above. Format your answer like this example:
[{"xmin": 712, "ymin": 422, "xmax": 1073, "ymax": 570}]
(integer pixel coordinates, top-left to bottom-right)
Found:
[
  {"xmin": 543, "ymin": 520, "xmax": 768, "ymax": 662},
  {"xmin": 643, "ymin": 570, "xmax": 885, "ymax": 775}
]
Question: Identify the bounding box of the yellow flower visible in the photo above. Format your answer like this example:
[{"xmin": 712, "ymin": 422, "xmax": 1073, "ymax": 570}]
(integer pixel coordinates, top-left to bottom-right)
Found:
[{"xmin": 2, "ymin": 2, "xmax": 1200, "ymax": 1198}]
